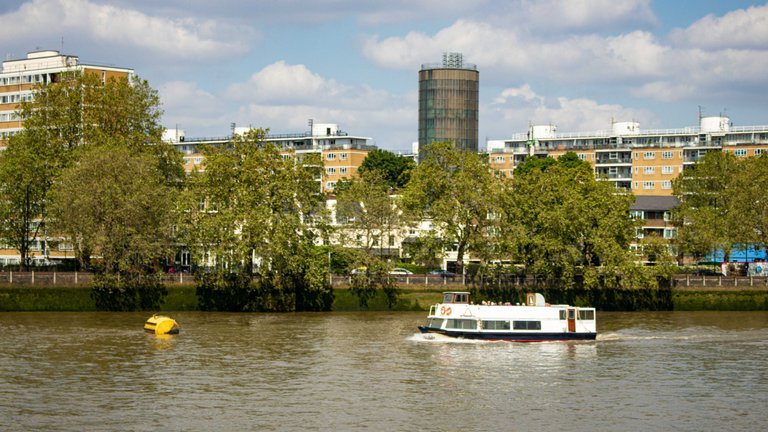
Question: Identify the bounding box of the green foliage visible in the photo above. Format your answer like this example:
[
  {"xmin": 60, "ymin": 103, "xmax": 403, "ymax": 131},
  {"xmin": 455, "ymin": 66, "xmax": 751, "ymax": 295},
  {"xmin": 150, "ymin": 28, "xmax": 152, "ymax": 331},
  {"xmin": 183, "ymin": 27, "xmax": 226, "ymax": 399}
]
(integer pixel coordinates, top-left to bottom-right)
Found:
[
  {"xmin": 672, "ymin": 151, "xmax": 768, "ymax": 261},
  {"xmin": 195, "ymin": 271, "xmax": 256, "ymax": 312},
  {"xmin": 90, "ymin": 273, "xmax": 168, "ymax": 311},
  {"xmin": 499, "ymin": 156, "xmax": 640, "ymax": 286},
  {"xmin": 0, "ymin": 136, "xmax": 49, "ymax": 269},
  {"xmin": 513, "ymin": 155, "xmax": 557, "ymax": 176},
  {"xmin": 50, "ymin": 145, "xmax": 175, "ymax": 274},
  {"xmin": 1, "ymin": 71, "xmax": 182, "ymax": 275},
  {"xmin": 400, "ymin": 142, "xmax": 502, "ymax": 274},
  {"xmin": 673, "ymin": 151, "xmax": 740, "ymax": 261},
  {"xmin": 195, "ymin": 268, "xmax": 334, "ymax": 312},
  {"xmin": 357, "ymin": 149, "xmax": 415, "ymax": 190},
  {"xmin": 180, "ymin": 129, "xmax": 332, "ymax": 311}
]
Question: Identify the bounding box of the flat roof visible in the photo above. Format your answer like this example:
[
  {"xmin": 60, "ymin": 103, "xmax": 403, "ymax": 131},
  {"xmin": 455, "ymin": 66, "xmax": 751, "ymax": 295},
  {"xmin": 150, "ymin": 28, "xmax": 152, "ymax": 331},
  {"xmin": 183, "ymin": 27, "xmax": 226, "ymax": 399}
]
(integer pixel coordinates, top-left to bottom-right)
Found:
[{"xmin": 631, "ymin": 195, "xmax": 680, "ymax": 211}]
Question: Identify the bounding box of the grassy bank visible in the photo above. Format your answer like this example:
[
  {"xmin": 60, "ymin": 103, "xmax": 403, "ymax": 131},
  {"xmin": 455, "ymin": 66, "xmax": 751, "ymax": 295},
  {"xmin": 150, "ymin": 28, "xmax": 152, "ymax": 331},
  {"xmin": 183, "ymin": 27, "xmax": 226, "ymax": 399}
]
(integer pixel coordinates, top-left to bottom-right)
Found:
[
  {"xmin": 1, "ymin": 285, "xmax": 766, "ymax": 312},
  {"xmin": 671, "ymin": 288, "xmax": 768, "ymax": 311}
]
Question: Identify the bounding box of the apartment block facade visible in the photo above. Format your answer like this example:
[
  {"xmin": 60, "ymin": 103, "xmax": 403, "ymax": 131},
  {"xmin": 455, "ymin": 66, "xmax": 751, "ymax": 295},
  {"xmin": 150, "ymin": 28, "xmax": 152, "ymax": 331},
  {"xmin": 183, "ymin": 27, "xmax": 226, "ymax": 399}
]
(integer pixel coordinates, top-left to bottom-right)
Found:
[
  {"xmin": 0, "ymin": 50, "xmax": 133, "ymax": 148},
  {"xmin": 488, "ymin": 116, "xmax": 768, "ymax": 196},
  {"xmin": 164, "ymin": 122, "xmax": 376, "ymax": 193}
]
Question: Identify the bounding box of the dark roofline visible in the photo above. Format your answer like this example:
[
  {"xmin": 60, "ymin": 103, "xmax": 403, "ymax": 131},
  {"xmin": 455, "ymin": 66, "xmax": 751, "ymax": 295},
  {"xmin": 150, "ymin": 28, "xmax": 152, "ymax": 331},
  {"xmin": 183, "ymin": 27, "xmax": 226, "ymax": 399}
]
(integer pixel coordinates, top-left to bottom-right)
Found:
[{"xmin": 631, "ymin": 195, "xmax": 680, "ymax": 211}]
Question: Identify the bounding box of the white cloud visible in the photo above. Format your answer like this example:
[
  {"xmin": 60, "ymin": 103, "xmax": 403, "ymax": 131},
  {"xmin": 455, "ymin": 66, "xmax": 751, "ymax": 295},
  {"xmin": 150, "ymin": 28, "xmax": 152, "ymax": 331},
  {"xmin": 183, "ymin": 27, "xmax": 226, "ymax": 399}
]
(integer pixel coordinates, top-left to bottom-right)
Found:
[
  {"xmin": 670, "ymin": 4, "xmax": 768, "ymax": 50},
  {"xmin": 225, "ymin": 61, "xmax": 350, "ymax": 104},
  {"xmin": 0, "ymin": 0, "xmax": 250, "ymax": 60},
  {"xmin": 493, "ymin": 85, "xmax": 544, "ymax": 104},
  {"xmin": 485, "ymin": 85, "xmax": 656, "ymax": 138},
  {"xmin": 363, "ymin": 21, "xmax": 668, "ymax": 83},
  {"xmin": 518, "ymin": 0, "xmax": 657, "ymax": 32},
  {"xmin": 175, "ymin": 62, "xmax": 418, "ymax": 152},
  {"xmin": 158, "ymin": 81, "xmax": 231, "ymax": 133}
]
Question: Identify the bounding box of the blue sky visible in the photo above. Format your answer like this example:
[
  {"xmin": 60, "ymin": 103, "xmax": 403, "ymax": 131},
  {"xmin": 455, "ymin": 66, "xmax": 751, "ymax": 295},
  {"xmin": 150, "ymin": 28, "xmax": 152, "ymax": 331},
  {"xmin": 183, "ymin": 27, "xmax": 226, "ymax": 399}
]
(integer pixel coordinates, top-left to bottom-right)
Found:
[{"xmin": 1, "ymin": 0, "xmax": 767, "ymax": 153}]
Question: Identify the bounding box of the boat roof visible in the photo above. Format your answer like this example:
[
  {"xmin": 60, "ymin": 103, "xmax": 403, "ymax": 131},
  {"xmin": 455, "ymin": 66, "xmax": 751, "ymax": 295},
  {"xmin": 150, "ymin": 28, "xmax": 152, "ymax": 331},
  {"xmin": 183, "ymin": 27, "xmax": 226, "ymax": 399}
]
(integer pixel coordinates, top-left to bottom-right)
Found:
[{"xmin": 443, "ymin": 291, "xmax": 470, "ymax": 294}]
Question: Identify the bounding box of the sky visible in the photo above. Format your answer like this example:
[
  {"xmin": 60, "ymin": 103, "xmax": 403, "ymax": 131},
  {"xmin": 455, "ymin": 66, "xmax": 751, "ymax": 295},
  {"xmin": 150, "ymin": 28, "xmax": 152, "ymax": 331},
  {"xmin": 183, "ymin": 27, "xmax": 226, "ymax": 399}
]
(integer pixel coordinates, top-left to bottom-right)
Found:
[{"xmin": 1, "ymin": 0, "xmax": 767, "ymax": 153}]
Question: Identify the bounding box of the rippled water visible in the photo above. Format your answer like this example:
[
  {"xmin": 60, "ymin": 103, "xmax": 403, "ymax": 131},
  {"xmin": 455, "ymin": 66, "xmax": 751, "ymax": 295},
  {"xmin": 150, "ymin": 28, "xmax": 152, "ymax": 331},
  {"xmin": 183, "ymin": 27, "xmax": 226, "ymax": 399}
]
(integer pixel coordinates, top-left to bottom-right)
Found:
[{"xmin": 1, "ymin": 311, "xmax": 767, "ymax": 431}]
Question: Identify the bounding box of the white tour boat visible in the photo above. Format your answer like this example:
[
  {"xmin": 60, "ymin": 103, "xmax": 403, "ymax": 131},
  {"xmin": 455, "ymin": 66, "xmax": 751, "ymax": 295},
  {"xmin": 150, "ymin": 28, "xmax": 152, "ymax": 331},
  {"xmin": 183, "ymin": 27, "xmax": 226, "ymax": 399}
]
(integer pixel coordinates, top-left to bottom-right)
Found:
[{"xmin": 418, "ymin": 291, "xmax": 596, "ymax": 341}]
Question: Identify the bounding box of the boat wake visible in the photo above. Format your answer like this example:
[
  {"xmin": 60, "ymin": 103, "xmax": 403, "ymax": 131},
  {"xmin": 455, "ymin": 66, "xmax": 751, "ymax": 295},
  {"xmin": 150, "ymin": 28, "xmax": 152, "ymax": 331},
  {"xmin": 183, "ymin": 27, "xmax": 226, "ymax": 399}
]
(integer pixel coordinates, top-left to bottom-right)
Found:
[{"xmin": 407, "ymin": 333, "xmax": 491, "ymax": 344}]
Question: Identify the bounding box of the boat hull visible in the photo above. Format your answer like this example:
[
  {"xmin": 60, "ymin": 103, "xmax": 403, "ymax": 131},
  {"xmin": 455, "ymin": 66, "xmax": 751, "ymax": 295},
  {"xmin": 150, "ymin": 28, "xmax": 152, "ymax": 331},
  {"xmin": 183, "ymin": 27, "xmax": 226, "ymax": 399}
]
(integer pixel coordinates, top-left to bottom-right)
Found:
[{"xmin": 418, "ymin": 326, "xmax": 596, "ymax": 342}]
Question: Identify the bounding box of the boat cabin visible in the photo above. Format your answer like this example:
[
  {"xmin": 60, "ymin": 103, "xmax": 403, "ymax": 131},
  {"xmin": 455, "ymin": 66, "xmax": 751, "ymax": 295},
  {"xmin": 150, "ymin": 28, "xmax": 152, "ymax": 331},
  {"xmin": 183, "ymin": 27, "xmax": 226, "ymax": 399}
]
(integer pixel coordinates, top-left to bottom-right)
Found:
[
  {"xmin": 443, "ymin": 292, "xmax": 470, "ymax": 304},
  {"xmin": 442, "ymin": 292, "xmax": 546, "ymax": 306}
]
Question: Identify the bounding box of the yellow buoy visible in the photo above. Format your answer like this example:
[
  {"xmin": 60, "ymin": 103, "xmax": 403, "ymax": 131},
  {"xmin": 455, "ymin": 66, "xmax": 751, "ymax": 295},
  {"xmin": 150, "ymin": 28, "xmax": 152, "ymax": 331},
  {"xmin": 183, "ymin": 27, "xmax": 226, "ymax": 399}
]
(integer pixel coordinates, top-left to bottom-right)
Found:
[{"xmin": 144, "ymin": 314, "xmax": 180, "ymax": 335}]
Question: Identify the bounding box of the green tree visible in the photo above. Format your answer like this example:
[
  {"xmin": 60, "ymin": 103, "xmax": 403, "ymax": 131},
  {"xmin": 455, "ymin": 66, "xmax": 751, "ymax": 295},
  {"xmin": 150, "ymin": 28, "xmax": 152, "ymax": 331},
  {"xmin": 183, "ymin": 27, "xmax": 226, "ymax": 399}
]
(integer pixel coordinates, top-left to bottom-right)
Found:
[
  {"xmin": 513, "ymin": 155, "xmax": 557, "ymax": 176},
  {"xmin": 0, "ymin": 71, "xmax": 181, "ymax": 271},
  {"xmin": 49, "ymin": 145, "xmax": 175, "ymax": 274},
  {"xmin": 357, "ymin": 149, "xmax": 415, "ymax": 190},
  {"xmin": 672, "ymin": 151, "xmax": 740, "ymax": 262},
  {"xmin": 0, "ymin": 136, "xmax": 49, "ymax": 269},
  {"xmin": 400, "ymin": 142, "xmax": 501, "ymax": 275},
  {"xmin": 334, "ymin": 170, "xmax": 402, "ymax": 307},
  {"xmin": 500, "ymin": 157, "xmax": 637, "ymax": 287},
  {"xmin": 731, "ymin": 154, "xmax": 768, "ymax": 254},
  {"xmin": 179, "ymin": 129, "xmax": 332, "ymax": 311}
]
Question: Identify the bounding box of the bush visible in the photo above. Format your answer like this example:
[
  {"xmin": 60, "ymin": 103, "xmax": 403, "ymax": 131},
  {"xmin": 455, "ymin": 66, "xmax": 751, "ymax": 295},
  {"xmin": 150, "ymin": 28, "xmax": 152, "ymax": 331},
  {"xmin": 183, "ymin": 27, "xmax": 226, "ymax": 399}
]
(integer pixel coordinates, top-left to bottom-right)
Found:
[{"xmin": 90, "ymin": 273, "xmax": 168, "ymax": 311}]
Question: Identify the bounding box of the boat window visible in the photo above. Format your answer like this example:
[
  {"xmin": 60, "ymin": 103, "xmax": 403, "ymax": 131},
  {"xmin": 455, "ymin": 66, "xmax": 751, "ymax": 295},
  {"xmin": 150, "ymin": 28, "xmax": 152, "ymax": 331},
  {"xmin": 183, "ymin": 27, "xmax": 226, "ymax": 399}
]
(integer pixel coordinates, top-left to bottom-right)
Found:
[
  {"xmin": 578, "ymin": 310, "xmax": 595, "ymax": 320},
  {"xmin": 482, "ymin": 320, "xmax": 510, "ymax": 330},
  {"xmin": 446, "ymin": 319, "xmax": 477, "ymax": 330},
  {"xmin": 443, "ymin": 293, "xmax": 453, "ymax": 303},
  {"xmin": 513, "ymin": 321, "xmax": 542, "ymax": 330},
  {"xmin": 568, "ymin": 309, "xmax": 576, "ymax": 320},
  {"xmin": 427, "ymin": 318, "xmax": 445, "ymax": 329},
  {"xmin": 559, "ymin": 310, "xmax": 566, "ymax": 320}
]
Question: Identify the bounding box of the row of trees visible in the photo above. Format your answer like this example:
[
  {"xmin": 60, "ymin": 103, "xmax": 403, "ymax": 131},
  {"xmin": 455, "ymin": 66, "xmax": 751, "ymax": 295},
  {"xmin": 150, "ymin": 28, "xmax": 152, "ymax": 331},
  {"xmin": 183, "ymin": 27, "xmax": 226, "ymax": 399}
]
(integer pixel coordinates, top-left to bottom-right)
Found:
[
  {"xmin": 3, "ymin": 73, "xmax": 763, "ymax": 309},
  {"xmin": 673, "ymin": 150, "xmax": 768, "ymax": 263},
  {"xmin": 338, "ymin": 144, "xmax": 649, "ymax": 290}
]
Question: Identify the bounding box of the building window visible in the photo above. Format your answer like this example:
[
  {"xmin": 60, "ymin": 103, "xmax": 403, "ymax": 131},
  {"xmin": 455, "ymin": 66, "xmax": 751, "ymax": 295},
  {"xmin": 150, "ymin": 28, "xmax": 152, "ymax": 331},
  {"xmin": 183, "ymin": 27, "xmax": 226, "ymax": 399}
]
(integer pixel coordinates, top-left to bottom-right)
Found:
[
  {"xmin": 494, "ymin": 156, "xmax": 504, "ymax": 163},
  {"xmin": 326, "ymin": 167, "xmax": 337, "ymax": 175},
  {"xmin": 662, "ymin": 180, "xmax": 672, "ymax": 189},
  {"xmin": 643, "ymin": 181, "xmax": 655, "ymax": 190},
  {"xmin": 662, "ymin": 151, "xmax": 674, "ymax": 159},
  {"xmin": 193, "ymin": 157, "xmax": 202, "ymax": 165},
  {"xmin": 643, "ymin": 151, "xmax": 656, "ymax": 160},
  {"xmin": 735, "ymin": 148, "xmax": 747, "ymax": 157},
  {"xmin": 578, "ymin": 153, "xmax": 587, "ymax": 161},
  {"xmin": 644, "ymin": 166, "xmax": 655, "ymax": 175},
  {"xmin": 340, "ymin": 167, "xmax": 348, "ymax": 175},
  {"xmin": 664, "ymin": 228, "xmax": 676, "ymax": 239},
  {"xmin": 662, "ymin": 166, "xmax": 674, "ymax": 175},
  {"xmin": 325, "ymin": 181, "xmax": 336, "ymax": 189},
  {"xmin": 326, "ymin": 153, "xmax": 336, "ymax": 160},
  {"xmin": 630, "ymin": 210, "xmax": 644, "ymax": 220},
  {"xmin": 756, "ymin": 148, "xmax": 764, "ymax": 156},
  {"xmin": 340, "ymin": 153, "xmax": 348, "ymax": 160}
]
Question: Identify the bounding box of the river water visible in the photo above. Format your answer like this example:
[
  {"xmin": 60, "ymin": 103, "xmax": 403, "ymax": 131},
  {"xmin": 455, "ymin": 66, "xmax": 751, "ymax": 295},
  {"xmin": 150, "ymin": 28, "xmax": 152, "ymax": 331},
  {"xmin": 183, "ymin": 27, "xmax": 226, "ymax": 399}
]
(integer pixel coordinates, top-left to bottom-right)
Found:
[{"xmin": 1, "ymin": 310, "xmax": 767, "ymax": 431}]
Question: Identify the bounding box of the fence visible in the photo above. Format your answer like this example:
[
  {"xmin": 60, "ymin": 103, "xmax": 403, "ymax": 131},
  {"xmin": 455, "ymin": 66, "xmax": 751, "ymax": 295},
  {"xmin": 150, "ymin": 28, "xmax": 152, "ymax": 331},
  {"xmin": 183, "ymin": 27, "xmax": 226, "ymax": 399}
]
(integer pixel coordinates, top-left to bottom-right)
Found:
[
  {"xmin": 2, "ymin": 271, "xmax": 767, "ymax": 289},
  {"xmin": 0, "ymin": 271, "xmax": 193, "ymax": 286}
]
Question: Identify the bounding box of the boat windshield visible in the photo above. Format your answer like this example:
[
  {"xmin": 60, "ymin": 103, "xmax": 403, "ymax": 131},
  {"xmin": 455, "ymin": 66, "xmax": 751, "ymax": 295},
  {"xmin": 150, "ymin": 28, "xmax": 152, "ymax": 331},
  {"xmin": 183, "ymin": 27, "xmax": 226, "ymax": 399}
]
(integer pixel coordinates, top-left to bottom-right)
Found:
[{"xmin": 443, "ymin": 292, "xmax": 469, "ymax": 304}]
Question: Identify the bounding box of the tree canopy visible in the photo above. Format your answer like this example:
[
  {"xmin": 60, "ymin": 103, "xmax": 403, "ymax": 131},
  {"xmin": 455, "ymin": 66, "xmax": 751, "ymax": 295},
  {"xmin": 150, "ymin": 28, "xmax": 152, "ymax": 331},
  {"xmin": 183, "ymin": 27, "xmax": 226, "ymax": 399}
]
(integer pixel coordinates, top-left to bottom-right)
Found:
[
  {"xmin": 499, "ymin": 154, "xmax": 638, "ymax": 287},
  {"xmin": 357, "ymin": 149, "xmax": 415, "ymax": 190},
  {"xmin": 49, "ymin": 145, "xmax": 174, "ymax": 273},
  {"xmin": 178, "ymin": 129, "xmax": 332, "ymax": 311},
  {"xmin": 0, "ymin": 71, "xmax": 182, "ymax": 271},
  {"xmin": 400, "ymin": 142, "xmax": 501, "ymax": 275},
  {"xmin": 673, "ymin": 150, "xmax": 768, "ymax": 261}
]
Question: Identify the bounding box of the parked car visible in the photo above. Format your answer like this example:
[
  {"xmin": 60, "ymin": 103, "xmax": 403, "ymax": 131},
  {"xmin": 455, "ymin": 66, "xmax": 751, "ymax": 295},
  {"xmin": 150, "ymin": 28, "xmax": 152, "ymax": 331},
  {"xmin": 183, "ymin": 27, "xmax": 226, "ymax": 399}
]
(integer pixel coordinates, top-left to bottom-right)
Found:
[
  {"xmin": 350, "ymin": 267, "xmax": 368, "ymax": 275},
  {"xmin": 695, "ymin": 268, "xmax": 722, "ymax": 276},
  {"xmin": 429, "ymin": 269, "xmax": 456, "ymax": 277},
  {"xmin": 389, "ymin": 267, "xmax": 413, "ymax": 275}
]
